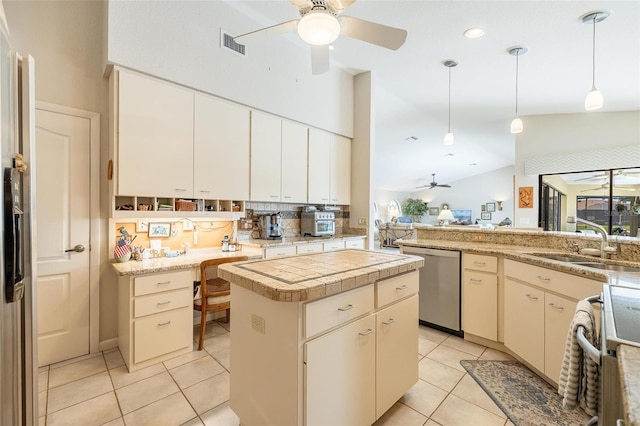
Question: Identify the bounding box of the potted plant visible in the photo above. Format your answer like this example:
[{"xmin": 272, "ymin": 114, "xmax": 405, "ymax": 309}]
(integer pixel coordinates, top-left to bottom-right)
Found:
[{"xmin": 402, "ymin": 198, "xmax": 428, "ymax": 223}]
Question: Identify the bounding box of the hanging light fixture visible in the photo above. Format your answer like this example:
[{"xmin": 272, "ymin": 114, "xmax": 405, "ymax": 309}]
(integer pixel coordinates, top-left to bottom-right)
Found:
[
  {"xmin": 508, "ymin": 46, "xmax": 528, "ymax": 134},
  {"xmin": 581, "ymin": 10, "xmax": 609, "ymax": 111},
  {"xmin": 443, "ymin": 60, "xmax": 458, "ymax": 146}
]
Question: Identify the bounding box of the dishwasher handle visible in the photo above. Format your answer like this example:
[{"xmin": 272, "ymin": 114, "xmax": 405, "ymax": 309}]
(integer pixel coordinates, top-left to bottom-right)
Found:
[{"xmin": 402, "ymin": 247, "xmax": 460, "ymax": 258}]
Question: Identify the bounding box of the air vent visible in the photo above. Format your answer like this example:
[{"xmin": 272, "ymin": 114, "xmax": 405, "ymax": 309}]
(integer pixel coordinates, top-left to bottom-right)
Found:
[{"xmin": 220, "ymin": 29, "xmax": 246, "ymax": 57}]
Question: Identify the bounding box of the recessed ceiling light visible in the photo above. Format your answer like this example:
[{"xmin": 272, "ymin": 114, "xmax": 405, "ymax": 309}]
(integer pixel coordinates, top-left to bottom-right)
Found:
[
  {"xmin": 405, "ymin": 136, "xmax": 418, "ymax": 141},
  {"xmin": 445, "ymin": 153, "xmax": 455, "ymax": 157},
  {"xmin": 469, "ymin": 162, "xmax": 478, "ymax": 166},
  {"xmin": 464, "ymin": 28, "xmax": 485, "ymax": 39}
]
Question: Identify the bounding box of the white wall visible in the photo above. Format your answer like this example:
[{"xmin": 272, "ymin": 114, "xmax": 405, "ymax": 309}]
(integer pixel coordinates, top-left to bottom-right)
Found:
[
  {"xmin": 106, "ymin": 0, "xmax": 354, "ymax": 137},
  {"xmin": 410, "ymin": 166, "xmax": 515, "ymax": 225},
  {"xmin": 514, "ymin": 111, "xmax": 640, "ymax": 227}
]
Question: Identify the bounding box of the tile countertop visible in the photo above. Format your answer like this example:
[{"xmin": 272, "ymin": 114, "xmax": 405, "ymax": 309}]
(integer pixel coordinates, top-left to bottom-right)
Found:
[
  {"xmin": 240, "ymin": 233, "xmax": 366, "ymax": 248},
  {"xmin": 111, "ymin": 247, "xmax": 264, "ymax": 276},
  {"xmin": 397, "ymin": 239, "xmax": 640, "ymax": 288},
  {"xmin": 619, "ymin": 345, "xmax": 640, "ymax": 426},
  {"xmin": 217, "ymin": 249, "xmax": 424, "ymax": 303}
]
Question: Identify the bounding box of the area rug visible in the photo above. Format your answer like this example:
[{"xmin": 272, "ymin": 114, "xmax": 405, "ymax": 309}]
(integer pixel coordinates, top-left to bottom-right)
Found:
[{"xmin": 460, "ymin": 360, "xmax": 592, "ymax": 426}]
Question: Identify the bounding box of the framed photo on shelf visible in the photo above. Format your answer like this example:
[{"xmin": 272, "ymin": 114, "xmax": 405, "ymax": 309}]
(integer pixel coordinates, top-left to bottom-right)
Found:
[
  {"xmin": 429, "ymin": 207, "xmax": 440, "ymax": 216},
  {"xmin": 486, "ymin": 202, "xmax": 496, "ymax": 212},
  {"xmin": 481, "ymin": 212, "xmax": 492, "ymax": 221},
  {"xmin": 148, "ymin": 223, "xmax": 171, "ymax": 238}
]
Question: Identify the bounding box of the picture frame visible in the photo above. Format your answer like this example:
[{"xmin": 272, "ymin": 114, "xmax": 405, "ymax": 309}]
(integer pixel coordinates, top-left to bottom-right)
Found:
[
  {"xmin": 148, "ymin": 223, "xmax": 171, "ymax": 238},
  {"xmin": 486, "ymin": 202, "xmax": 496, "ymax": 212},
  {"xmin": 429, "ymin": 207, "xmax": 440, "ymax": 216},
  {"xmin": 481, "ymin": 205, "xmax": 486, "ymax": 212},
  {"xmin": 481, "ymin": 212, "xmax": 492, "ymax": 221}
]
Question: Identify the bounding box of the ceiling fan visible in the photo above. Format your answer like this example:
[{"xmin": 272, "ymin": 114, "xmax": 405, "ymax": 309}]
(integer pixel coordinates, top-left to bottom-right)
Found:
[
  {"xmin": 574, "ymin": 170, "xmax": 640, "ymax": 182},
  {"xmin": 416, "ymin": 174, "xmax": 452, "ymax": 189},
  {"xmin": 233, "ymin": 0, "xmax": 407, "ymax": 75},
  {"xmin": 581, "ymin": 183, "xmax": 635, "ymax": 192}
]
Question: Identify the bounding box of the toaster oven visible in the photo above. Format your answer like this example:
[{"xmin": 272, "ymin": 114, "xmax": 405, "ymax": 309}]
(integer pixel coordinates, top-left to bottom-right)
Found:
[{"xmin": 301, "ymin": 212, "xmax": 335, "ymax": 237}]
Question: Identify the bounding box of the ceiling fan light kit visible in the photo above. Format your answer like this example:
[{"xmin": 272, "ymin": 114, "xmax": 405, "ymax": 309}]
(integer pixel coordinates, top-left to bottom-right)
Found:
[
  {"xmin": 297, "ymin": 11, "xmax": 341, "ymax": 45},
  {"xmin": 443, "ymin": 60, "xmax": 458, "ymax": 146},
  {"xmin": 508, "ymin": 46, "xmax": 528, "ymax": 134},
  {"xmin": 582, "ymin": 10, "xmax": 609, "ymax": 111}
]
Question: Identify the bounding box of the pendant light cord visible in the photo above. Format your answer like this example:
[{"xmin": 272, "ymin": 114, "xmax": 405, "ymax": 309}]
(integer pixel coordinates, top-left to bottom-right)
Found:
[
  {"xmin": 515, "ymin": 52, "xmax": 519, "ymax": 116},
  {"xmin": 447, "ymin": 66, "xmax": 452, "ymax": 132},
  {"xmin": 591, "ymin": 16, "xmax": 597, "ymax": 90}
]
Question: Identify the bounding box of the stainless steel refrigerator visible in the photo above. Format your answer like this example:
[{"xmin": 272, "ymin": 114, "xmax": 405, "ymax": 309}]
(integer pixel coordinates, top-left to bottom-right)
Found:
[{"xmin": 0, "ymin": 3, "xmax": 37, "ymax": 424}]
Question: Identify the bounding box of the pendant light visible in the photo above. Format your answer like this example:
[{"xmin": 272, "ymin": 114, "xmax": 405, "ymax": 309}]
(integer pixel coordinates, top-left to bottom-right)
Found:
[
  {"xmin": 581, "ymin": 10, "xmax": 609, "ymax": 111},
  {"xmin": 508, "ymin": 46, "xmax": 528, "ymax": 134},
  {"xmin": 443, "ymin": 60, "xmax": 458, "ymax": 146}
]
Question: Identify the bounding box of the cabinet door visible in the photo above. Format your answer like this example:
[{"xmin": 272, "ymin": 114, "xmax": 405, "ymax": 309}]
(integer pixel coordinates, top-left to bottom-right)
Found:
[
  {"xmin": 504, "ymin": 278, "xmax": 544, "ymax": 372},
  {"xmin": 462, "ymin": 271, "xmax": 497, "ymax": 341},
  {"xmin": 281, "ymin": 120, "xmax": 308, "ymax": 203},
  {"xmin": 331, "ymin": 135, "xmax": 351, "ymax": 204},
  {"xmin": 307, "ymin": 128, "xmax": 331, "ymax": 204},
  {"xmin": 544, "ymin": 293, "xmax": 576, "ymax": 381},
  {"xmin": 305, "ymin": 315, "xmax": 376, "ymax": 426},
  {"xmin": 250, "ymin": 111, "xmax": 281, "ymax": 201},
  {"xmin": 118, "ymin": 70, "xmax": 194, "ymax": 197},
  {"xmin": 194, "ymin": 94, "xmax": 250, "ymax": 200},
  {"xmin": 376, "ymin": 295, "xmax": 418, "ymax": 419}
]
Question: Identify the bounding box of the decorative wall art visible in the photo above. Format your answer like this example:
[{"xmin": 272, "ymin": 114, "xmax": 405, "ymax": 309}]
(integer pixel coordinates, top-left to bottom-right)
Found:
[
  {"xmin": 519, "ymin": 187, "xmax": 534, "ymax": 208},
  {"xmin": 486, "ymin": 202, "xmax": 496, "ymax": 212},
  {"xmin": 429, "ymin": 207, "xmax": 440, "ymax": 216},
  {"xmin": 481, "ymin": 212, "xmax": 492, "ymax": 220},
  {"xmin": 148, "ymin": 223, "xmax": 171, "ymax": 238}
]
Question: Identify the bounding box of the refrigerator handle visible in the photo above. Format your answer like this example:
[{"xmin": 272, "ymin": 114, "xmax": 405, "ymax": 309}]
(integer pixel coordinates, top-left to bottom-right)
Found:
[{"xmin": 3, "ymin": 166, "xmax": 24, "ymax": 302}]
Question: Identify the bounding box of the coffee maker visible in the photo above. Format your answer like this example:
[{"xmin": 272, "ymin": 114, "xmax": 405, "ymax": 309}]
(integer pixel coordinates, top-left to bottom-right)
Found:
[{"xmin": 260, "ymin": 212, "xmax": 283, "ymax": 240}]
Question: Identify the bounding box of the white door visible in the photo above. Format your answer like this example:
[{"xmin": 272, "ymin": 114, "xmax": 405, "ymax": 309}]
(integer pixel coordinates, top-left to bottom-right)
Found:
[{"xmin": 35, "ymin": 108, "xmax": 91, "ymax": 366}]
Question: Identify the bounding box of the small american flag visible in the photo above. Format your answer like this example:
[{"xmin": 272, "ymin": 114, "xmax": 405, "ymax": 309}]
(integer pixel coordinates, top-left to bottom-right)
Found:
[{"xmin": 114, "ymin": 242, "xmax": 130, "ymax": 259}]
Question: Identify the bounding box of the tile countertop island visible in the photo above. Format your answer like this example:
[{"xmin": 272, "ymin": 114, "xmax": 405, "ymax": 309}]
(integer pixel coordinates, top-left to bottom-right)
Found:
[{"xmin": 217, "ymin": 249, "xmax": 425, "ymax": 426}]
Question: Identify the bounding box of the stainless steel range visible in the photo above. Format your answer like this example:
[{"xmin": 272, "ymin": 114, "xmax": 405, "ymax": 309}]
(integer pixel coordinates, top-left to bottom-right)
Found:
[{"xmin": 579, "ymin": 285, "xmax": 640, "ymax": 426}]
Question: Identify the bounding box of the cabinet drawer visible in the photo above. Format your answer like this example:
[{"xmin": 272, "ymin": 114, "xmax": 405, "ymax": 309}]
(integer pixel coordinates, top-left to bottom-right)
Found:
[
  {"xmin": 134, "ymin": 270, "xmax": 192, "ymax": 297},
  {"xmin": 323, "ymin": 241, "xmax": 345, "ymax": 252},
  {"xmin": 504, "ymin": 259, "xmax": 603, "ymax": 300},
  {"xmin": 264, "ymin": 245, "xmax": 297, "ymax": 258},
  {"xmin": 463, "ymin": 253, "xmax": 498, "ymax": 273},
  {"xmin": 134, "ymin": 288, "xmax": 192, "ymax": 318},
  {"xmin": 376, "ymin": 271, "xmax": 418, "ymax": 308},
  {"xmin": 304, "ymin": 284, "xmax": 374, "ymax": 338},
  {"xmin": 297, "ymin": 243, "xmax": 323, "ymax": 254},
  {"xmin": 134, "ymin": 307, "xmax": 192, "ymax": 363},
  {"xmin": 345, "ymin": 239, "xmax": 365, "ymax": 249}
]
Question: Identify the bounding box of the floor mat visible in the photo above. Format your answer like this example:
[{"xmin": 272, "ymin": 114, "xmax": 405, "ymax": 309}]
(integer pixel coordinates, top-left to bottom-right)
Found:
[{"xmin": 460, "ymin": 360, "xmax": 592, "ymax": 426}]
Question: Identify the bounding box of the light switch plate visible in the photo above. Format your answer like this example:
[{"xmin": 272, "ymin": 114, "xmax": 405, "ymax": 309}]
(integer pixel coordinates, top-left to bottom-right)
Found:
[{"xmin": 136, "ymin": 220, "xmax": 148, "ymax": 233}]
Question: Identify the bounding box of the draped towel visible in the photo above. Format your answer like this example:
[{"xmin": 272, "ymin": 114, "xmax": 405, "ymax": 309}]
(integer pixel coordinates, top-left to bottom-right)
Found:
[{"xmin": 558, "ymin": 299, "xmax": 599, "ymax": 416}]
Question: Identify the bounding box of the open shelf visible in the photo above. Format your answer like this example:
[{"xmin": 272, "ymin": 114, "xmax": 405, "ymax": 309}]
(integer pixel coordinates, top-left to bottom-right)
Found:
[{"xmin": 113, "ymin": 196, "xmax": 245, "ymax": 219}]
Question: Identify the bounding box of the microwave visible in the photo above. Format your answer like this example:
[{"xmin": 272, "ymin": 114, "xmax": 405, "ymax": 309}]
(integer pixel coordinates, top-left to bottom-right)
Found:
[{"xmin": 301, "ymin": 212, "xmax": 335, "ymax": 237}]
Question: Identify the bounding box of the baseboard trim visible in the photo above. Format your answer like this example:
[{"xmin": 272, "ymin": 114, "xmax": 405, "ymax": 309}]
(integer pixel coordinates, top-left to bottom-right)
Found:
[{"xmin": 99, "ymin": 338, "xmax": 119, "ymax": 352}]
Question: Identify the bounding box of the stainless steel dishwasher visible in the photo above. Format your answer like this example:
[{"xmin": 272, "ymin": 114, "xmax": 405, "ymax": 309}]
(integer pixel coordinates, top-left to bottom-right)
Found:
[{"xmin": 400, "ymin": 246, "xmax": 462, "ymax": 336}]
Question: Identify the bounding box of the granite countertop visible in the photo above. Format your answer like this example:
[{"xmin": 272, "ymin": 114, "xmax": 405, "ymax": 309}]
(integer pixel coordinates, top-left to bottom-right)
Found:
[
  {"xmin": 397, "ymin": 239, "xmax": 640, "ymax": 288},
  {"xmin": 218, "ymin": 249, "xmax": 424, "ymax": 302},
  {"xmin": 241, "ymin": 233, "xmax": 366, "ymax": 248},
  {"xmin": 619, "ymin": 345, "xmax": 640, "ymax": 426},
  {"xmin": 111, "ymin": 246, "xmax": 263, "ymax": 276}
]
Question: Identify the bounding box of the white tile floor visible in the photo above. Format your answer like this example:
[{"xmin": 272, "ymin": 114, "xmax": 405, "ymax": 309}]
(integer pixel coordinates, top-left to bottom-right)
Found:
[{"xmin": 38, "ymin": 319, "xmax": 517, "ymax": 426}]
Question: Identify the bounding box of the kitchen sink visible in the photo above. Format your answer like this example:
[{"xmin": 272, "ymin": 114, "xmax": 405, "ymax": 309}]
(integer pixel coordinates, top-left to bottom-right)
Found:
[{"xmin": 572, "ymin": 262, "xmax": 640, "ymax": 273}]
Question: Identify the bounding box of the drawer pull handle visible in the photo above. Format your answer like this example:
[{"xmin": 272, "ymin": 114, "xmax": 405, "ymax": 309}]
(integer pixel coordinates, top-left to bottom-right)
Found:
[
  {"xmin": 199, "ymin": 190, "xmax": 211, "ymax": 193},
  {"xmin": 473, "ymin": 261, "xmax": 486, "ymax": 266},
  {"xmin": 525, "ymin": 293, "xmax": 539, "ymax": 301},
  {"xmin": 175, "ymin": 188, "xmax": 187, "ymax": 192},
  {"xmin": 338, "ymin": 304, "xmax": 354, "ymax": 312},
  {"xmin": 469, "ymin": 278, "xmax": 482, "ymax": 284},
  {"xmin": 548, "ymin": 303, "xmax": 564, "ymax": 310},
  {"xmin": 157, "ymin": 321, "xmax": 172, "ymax": 326},
  {"xmin": 157, "ymin": 301, "xmax": 171, "ymax": 306},
  {"xmin": 396, "ymin": 285, "xmax": 408, "ymax": 291},
  {"xmin": 157, "ymin": 281, "xmax": 171, "ymax": 285},
  {"xmin": 536, "ymin": 275, "xmax": 551, "ymax": 282},
  {"xmin": 359, "ymin": 328, "xmax": 373, "ymax": 336},
  {"xmin": 382, "ymin": 318, "xmax": 395, "ymax": 325}
]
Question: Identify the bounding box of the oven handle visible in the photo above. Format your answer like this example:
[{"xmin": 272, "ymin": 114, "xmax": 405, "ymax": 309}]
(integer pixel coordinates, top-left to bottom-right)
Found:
[{"xmin": 576, "ymin": 293, "xmax": 602, "ymax": 366}]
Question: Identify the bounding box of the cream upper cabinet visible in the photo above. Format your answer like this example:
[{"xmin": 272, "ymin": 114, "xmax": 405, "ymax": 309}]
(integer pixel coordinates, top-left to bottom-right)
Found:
[
  {"xmin": 194, "ymin": 94, "xmax": 250, "ymax": 200},
  {"xmin": 250, "ymin": 111, "xmax": 281, "ymax": 202},
  {"xmin": 280, "ymin": 120, "xmax": 308, "ymax": 203},
  {"xmin": 117, "ymin": 69, "xmax": 194, "ymax": 197},
  {"xmin": 308, "ymin": 128, "xmax": 332, "ymax": 204},
  {"xmin": 331, "ymin": 134, "xmax": 351, "ymax": 204},
  {"xmin": 308, "ymin": 128, "xmax": 351, "ymax": 205}
]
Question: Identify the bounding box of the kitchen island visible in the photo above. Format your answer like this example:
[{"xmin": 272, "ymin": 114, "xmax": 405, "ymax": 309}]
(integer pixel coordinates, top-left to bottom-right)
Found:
[{"xmin": 218, "ymin": 249, "xmax": 424, "ymax": 426}]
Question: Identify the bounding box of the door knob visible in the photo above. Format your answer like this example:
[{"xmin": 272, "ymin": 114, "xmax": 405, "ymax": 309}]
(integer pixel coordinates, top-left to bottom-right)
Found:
[{"xmin": 65, "ymin": 244, "xmax": 85, "ymax": 253}]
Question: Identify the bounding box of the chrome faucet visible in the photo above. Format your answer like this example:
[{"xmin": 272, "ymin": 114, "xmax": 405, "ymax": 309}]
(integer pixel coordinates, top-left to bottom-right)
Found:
[{"xmin": 575, "ymin": 217, "xmax": 608, "ymax": 258}]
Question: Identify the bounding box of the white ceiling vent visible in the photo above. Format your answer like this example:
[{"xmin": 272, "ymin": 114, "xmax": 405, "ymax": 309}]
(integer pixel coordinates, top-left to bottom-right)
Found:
[{"xmin": 220, "ymin": 29, "xmax": 246, "ymax": 57}]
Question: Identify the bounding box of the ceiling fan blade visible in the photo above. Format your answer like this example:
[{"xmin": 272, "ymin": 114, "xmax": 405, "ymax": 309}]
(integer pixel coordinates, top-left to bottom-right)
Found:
[
  {"xmin": 437, "ymin": 184, "xmax": 452, "ymax": 188},
  {"xmin": 338, "ymin": 16, "xmax": 407, "ymax": 50},
  {"xmin": 326, "ymin": 0, "xmax": 357, "ymax": 13},
  {"xmin": 289, "ymin": 0, "xmax": 313, "ymax": 10},
  {"xmin": 233, "ymin": 20, "xmax": 299, "ymax": 43},
  {"xmin": 310, "ymin": 45, "xmax": 330, "ymax": 75}
]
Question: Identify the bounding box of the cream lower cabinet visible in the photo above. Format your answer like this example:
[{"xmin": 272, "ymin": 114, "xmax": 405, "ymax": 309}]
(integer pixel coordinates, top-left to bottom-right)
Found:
[
  {"xmin": 462, "ymin": 254, "xmax": 498, "ymax": 341},
  {"xmin": 503, "ymin": 259, "xmax": 603, "ymax": 382},
  {"xmin": 118, "ymin": 270, "xmax": 194, "ymax": 372}
]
